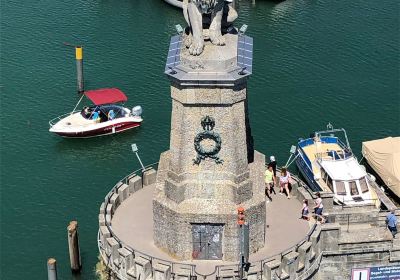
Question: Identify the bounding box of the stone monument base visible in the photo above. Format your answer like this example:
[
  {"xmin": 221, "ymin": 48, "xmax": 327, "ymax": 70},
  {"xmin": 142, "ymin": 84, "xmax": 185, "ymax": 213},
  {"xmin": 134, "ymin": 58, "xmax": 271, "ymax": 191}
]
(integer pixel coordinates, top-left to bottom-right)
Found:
[{"xmin": 153, "ymin": 150, "xmax": 266, "ymax": 261}]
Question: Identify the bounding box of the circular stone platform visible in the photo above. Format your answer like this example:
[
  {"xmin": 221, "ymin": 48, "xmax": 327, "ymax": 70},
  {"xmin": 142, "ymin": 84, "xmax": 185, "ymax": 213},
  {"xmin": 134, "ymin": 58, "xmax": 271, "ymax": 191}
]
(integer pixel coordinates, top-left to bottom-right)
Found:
[{"xmin": 109, "ymin": 174, "xmax": 310, "ymax": 275}]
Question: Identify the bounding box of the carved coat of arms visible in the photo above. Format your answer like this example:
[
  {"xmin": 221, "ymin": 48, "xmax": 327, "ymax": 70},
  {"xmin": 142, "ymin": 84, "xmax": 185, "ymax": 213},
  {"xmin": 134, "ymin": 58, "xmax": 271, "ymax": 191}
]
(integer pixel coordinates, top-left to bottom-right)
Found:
[{"xmin": 193, "ymin": 116, "xmax": 223, "ymax": 165}]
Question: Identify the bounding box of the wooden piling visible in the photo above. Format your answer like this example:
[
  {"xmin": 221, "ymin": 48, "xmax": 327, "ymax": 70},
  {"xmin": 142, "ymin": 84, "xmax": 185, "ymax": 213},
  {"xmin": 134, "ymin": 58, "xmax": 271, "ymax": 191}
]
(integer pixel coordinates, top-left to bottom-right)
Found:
[
  {"xmin": 75, "ymin": 46, "xmax": 84, "ymax": 93},
  {"xmin": 47, "ymin": 258, "xmax": 58, "ymax": 280},
  {"xmin": 67, "ymin": 221, "xmax": 82, "ymax": 272}
]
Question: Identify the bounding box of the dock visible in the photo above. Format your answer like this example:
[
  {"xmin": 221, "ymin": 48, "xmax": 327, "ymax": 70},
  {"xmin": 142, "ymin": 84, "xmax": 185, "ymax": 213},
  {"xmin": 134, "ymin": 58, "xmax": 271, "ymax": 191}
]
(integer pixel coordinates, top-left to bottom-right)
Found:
[{"xmin": 370, "ymin": 180, "xmax": 397, "ymax": 210}]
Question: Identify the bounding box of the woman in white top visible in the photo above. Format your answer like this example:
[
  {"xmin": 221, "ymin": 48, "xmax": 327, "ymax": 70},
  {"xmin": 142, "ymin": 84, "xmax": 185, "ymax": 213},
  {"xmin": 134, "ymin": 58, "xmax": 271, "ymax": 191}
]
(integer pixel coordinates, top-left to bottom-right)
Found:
[
  {"xmin": 313, "ymin": 192, "xmax": 325, "ymax": 223},
  {"xmin": 279, "ymin": 167, "xmax": 291, "ymax": 199},
  {"xmin": 314, "ymin": 192, "xmax": 324, "ymax": 216}
]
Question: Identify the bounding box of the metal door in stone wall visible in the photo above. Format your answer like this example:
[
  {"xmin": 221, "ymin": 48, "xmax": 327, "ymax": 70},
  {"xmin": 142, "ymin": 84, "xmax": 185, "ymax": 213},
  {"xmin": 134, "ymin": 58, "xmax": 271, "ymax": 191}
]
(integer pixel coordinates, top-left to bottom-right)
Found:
[{"xmin": 192, "ymin": 224, "xmax": 223, "ymax": 260}]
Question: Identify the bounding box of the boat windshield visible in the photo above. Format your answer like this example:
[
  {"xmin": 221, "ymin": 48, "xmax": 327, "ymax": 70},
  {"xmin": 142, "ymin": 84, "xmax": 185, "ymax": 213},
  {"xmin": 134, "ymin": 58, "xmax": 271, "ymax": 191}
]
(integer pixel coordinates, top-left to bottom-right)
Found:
[
  {"xmin": 359, "ymin": 177, "xmax": 369, "ymax": 193},
  {"xmin": 349, "ymin": 181, "xmax": 359, "ymax": 196},
  {"xmin": 335, "ymin": 181, "xmax": 346, "ymax": 195},
  {"xmin": 81, "ymin": 105, "xmax": 127, "ymax": 121},
  {"xmin": 327, "ymin": 176, "xmax": 333, "ymax": 190}
]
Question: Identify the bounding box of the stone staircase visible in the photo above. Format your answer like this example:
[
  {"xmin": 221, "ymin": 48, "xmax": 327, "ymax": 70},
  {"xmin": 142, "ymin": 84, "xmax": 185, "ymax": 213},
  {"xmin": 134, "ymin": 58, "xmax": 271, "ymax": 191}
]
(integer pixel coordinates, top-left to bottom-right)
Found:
[
  {"xmin": 338, "ymin": 226, "xmax": 392, "ymax": 251},
  {"xmin": 390, "ymin": 237, "xmax": 400, "ymax": 262}
]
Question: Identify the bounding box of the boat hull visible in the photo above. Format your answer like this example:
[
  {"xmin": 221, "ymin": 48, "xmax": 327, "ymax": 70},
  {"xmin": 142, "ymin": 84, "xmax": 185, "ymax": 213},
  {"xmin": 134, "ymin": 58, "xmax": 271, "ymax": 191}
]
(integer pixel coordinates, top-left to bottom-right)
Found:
[
  {"xmin": 295, "ymin": 154, "xmax": 322, "ymax": 192},
  {"xmin": 50, "ymin": 120, "xmax": 141, "ymax": 138}
]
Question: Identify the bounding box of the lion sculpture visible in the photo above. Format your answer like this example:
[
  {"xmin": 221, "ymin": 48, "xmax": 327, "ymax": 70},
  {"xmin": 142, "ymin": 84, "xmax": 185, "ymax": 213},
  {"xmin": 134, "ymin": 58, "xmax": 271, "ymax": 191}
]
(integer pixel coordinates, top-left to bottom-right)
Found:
[{"xmin": 183, "ymin": 0, "xmax": 238, "ymax": 56}]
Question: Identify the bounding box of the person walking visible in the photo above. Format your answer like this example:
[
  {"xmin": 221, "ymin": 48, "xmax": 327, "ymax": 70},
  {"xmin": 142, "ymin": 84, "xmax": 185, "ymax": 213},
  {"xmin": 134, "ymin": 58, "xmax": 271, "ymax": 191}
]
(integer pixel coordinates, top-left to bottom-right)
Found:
[
  {"xmin": 313, "ymin": 192, "xmax": 324, "ymax": 222},
  {"xmin": 386, "ymin": 210, "xmax": 398, "ymax": 238},
  {"xmin": 279, "ymin": 167, "xmax": 291, "ymax": 199},
  {"xmin": 301, "ymin": 199, "xmax": 310, "ymax": 220},
  {"xmin": 264, "ymin": 165, "xmax": 276, "ymax": 202}
]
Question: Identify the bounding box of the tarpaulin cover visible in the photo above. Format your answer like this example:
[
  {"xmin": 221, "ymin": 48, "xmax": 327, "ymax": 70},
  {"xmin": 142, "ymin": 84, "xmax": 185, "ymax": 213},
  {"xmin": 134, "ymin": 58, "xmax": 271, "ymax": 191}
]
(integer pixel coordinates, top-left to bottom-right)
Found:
[
  {"xmin": 362, "ymin": 137, "xmax": 400, "ymax": 198},
  {"xmin": 84, "ymin": 88, "xmax": 127, "ymax": 105}
]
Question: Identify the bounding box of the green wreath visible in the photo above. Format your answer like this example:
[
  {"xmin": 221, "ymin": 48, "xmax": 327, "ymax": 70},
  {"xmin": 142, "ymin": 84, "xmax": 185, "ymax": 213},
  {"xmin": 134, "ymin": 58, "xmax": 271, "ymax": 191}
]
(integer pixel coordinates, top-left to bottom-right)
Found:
[
  {"xmin": 193, "ymin": 130, "xmax": 223, "ymax": 165},
  {"xmin": 194, "ymin": 131, "xmax": 221, "ymax": 155}
]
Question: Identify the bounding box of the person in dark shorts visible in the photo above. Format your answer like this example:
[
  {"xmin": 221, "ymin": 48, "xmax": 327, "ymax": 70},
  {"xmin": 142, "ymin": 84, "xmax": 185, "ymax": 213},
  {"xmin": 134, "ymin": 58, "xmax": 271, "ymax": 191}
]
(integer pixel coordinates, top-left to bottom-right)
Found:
[
  {"xmin": 314, "ymin": 192, "xmax": 324, "ymax": 218},
  {"xmin": 301, "ymin": 199, "xmax": 310, "ymax": 220},
  {"xmin": 386, "ymin": 210, "xmax": 398, "ymax": 238}
]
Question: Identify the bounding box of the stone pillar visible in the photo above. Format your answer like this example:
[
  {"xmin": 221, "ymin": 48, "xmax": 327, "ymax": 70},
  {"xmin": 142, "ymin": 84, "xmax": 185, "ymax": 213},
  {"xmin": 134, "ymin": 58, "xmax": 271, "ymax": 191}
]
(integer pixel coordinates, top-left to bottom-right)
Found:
[
  {"xmin": 134, "ymin": 256, "xmax": 152, "ymax": 280},
  {"xmin": 321, "ymin": 192, "xmax": 334, "ymax": 211},
  {"xmin": 320, "ymin": 223, "xmax": 340, "ymax": 251},
  {"xmin": 143, "ymin": 168, "xmax": 157, "ymax": 186},
  {"xmin": 153, "ymin": 34, "xmax": 265, "ymax": 261},
  {"xmin": 281, "ymin": 251, "xmax": 300, "ymax": 279}
]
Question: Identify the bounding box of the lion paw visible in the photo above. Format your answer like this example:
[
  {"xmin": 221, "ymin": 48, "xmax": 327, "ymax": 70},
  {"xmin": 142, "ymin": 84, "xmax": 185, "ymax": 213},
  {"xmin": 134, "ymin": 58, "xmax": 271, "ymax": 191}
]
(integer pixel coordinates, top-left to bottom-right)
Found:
[
  {"xmin": 210, "ymin": 31, "xmax": 225, "ymax": 46},
  {"xmin": 189, "ymin": 37, "xmax": 204, "ymax": 55},
  {"xmin": 184, "ymin": 34, "xmax": 192, "ymax": 48}
]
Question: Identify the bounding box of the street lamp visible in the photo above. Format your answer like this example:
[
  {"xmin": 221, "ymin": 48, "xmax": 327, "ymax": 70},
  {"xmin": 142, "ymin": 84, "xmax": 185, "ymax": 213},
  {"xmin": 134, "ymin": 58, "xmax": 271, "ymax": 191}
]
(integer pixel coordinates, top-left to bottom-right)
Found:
[{"xmin": 131, "ymin": 143, "xmax": 145, "ymax": 172}]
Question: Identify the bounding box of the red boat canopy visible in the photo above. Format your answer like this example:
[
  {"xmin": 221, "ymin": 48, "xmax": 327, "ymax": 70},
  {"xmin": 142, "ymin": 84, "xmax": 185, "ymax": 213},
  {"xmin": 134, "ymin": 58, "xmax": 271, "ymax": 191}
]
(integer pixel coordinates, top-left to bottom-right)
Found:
[{"xmin": 84, "ymin": 88, "xmax": 128, "ymax": 105}]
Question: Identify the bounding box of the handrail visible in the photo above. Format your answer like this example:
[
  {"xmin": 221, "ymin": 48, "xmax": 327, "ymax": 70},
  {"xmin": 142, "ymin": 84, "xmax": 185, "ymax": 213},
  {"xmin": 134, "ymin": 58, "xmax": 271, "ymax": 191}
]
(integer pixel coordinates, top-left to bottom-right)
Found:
[
  {"xmin": 315, "ymin": 127, "xmax": 351, "ymax": 151},
  {"xmin": 48, "ymin": 110, "xmax": 81, "ymax": 127}
]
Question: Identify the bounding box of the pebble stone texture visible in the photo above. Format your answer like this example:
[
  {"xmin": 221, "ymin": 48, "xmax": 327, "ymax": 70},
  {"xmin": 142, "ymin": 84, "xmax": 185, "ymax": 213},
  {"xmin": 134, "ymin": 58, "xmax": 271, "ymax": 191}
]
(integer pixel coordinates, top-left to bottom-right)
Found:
[{"xmin": 153, "ymin": 34, "xmax": 266, "ymax": 261}]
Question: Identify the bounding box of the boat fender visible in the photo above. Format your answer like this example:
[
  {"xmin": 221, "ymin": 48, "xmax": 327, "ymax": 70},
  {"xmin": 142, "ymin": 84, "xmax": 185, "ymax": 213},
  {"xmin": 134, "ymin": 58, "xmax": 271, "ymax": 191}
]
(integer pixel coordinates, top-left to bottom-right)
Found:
[{"xmin": 368, "ymin": 173, "xmax": 376, "ymax": 182}]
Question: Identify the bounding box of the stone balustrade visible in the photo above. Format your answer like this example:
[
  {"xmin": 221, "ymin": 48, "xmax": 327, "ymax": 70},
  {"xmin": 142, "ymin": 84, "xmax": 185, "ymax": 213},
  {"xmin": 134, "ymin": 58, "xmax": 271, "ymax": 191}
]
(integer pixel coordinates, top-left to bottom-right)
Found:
[{"xmin": 98, "ymin": 166, "xmax": 398, "ymax": 280}]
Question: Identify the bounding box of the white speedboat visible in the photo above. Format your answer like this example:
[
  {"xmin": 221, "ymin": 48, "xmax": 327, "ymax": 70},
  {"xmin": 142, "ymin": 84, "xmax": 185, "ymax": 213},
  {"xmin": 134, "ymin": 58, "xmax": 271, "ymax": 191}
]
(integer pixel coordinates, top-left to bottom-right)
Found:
[
  {"xmin": 295, "ymin": 124, "xmax": 380, "ymax": 207},
  {"xmin": 49, "ymin": 88, "xmax": 143, "ymax": 138}
]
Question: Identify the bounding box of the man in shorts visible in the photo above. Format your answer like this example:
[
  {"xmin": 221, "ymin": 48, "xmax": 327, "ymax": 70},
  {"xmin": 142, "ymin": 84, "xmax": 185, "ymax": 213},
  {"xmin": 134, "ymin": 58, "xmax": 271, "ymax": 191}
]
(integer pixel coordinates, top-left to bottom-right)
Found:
[{"xmin": 386, "ymin": 210, "xmax": 398, "ymax": 238}]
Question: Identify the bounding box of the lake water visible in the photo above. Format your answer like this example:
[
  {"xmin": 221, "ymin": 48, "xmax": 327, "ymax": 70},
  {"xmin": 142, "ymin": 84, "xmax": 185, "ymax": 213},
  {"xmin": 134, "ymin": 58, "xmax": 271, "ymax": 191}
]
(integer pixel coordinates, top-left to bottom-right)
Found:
[{"xmin": 1, "ymin": 0, "xmax": 399, "ymax": 278}]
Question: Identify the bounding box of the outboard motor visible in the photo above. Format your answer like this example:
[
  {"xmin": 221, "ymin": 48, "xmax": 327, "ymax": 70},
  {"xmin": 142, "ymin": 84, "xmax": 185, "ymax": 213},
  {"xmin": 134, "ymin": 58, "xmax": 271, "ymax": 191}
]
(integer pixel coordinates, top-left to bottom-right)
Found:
[{"xmin": 132, "ymin": 106, "xmax": 143, "ymax": 117}]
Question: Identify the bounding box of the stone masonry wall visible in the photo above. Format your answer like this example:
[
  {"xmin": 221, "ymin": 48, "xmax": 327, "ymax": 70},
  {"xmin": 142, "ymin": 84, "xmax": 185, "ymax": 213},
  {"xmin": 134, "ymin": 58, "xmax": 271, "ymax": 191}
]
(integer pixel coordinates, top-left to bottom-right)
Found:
[
  {"xmin": 153, "ymin": 148, "xmax": 266, "ymax": 261},
  {"xmin": 168, "ymin": 83, "xmax": 251, "ymax": 184},
  {"xmin": 99, "ymin": 170, "xmax": 399, "ymax": 280}
]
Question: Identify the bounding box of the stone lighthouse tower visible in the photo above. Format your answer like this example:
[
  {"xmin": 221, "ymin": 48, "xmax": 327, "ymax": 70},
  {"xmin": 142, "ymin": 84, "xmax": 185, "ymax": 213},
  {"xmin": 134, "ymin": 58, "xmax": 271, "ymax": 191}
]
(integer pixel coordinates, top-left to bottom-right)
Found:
[{"xmin": 153, "ymin": 2, "xmax": 266, "ymax": 261}]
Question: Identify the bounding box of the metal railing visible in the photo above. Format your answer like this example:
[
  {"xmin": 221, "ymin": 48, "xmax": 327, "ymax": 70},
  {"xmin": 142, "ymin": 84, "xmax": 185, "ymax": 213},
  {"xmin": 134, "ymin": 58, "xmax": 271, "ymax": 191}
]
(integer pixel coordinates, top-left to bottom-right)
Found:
[{"xmin": 48, "ymin": 111, "xmax": 80, "ymax": 127}]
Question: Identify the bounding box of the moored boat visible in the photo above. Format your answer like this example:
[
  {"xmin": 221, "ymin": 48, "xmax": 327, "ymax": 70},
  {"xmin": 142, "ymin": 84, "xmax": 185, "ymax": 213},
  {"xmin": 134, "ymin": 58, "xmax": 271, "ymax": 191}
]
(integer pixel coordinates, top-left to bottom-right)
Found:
[
  {"xmin": 49, "ymin": 88, "xmax": 143, "ymax": 138},
  {"xmin": 362, "ymin": 137, "xmax": 400, "ymax": 199},
  {"xmin": 295, "ymin": 124, "xmax": 380, "ymax": 207}
]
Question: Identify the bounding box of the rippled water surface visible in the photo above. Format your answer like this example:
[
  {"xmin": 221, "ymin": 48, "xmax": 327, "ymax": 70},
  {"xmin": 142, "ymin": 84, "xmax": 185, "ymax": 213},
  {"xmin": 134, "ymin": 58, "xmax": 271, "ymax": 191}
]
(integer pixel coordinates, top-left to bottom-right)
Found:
[{"xmin": 1, "ymin": 0, "xmax": 399, "ymax": 278}]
